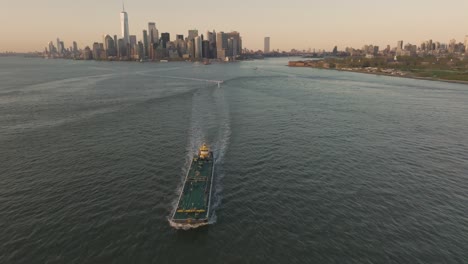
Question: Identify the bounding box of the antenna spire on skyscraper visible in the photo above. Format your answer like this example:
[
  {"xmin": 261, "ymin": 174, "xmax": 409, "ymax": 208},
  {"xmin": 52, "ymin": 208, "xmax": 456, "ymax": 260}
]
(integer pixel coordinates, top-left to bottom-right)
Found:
[{"xmin": 120, "ymin": 2, "xmax": 130, "ymax": 46}]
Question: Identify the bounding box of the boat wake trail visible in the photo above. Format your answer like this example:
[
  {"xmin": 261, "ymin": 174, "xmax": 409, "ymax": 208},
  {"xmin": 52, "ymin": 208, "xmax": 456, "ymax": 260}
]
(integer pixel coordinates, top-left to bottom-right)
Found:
[
  {"xmin": 209, "ymin": 85, "xmax": 231, "ymax": 225},
  {"xmin": 169, "ymin": 83, "xmax": 230, "ymax": 229}
]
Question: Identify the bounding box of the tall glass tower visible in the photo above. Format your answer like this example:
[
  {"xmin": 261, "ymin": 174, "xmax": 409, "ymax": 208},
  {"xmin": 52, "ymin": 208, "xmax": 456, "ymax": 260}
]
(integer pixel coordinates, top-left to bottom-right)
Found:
[{"xmin": 120, "ymin": 4, "xmax": 130, "ymax": 45}]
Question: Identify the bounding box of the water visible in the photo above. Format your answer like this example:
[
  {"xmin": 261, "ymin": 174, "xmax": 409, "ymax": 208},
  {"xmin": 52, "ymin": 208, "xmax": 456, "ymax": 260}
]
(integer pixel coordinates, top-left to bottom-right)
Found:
[{"xmin": 0, "ymin": 57, "xmax": 467, "ymax": 263}]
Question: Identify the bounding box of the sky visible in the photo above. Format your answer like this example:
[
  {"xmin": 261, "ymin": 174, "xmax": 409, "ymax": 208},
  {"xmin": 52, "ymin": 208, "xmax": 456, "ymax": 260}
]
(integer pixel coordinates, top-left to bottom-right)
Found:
[{"xmin": 2, "ymin": 0, "xmax": 468, "ymax": 52}]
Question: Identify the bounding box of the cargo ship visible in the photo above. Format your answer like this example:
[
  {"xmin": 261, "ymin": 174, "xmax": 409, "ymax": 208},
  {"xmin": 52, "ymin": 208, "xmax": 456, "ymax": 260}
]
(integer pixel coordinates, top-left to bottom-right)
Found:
[{"xmin": 170, "ymin": 144, "xmax": 215, "ymax": 228}]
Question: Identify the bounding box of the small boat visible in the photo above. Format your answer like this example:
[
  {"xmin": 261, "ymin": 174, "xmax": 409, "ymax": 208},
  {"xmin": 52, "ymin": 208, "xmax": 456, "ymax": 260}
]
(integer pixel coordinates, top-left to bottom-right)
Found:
[{"xmin": 170, "ymin": 144, "xmax": 215, "ymax": 228}]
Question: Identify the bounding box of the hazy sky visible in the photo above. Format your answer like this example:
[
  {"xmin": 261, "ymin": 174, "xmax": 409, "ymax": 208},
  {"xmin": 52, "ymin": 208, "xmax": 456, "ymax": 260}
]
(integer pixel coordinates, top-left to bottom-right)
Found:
[{"xmin": 2, "ymin": 0, "xmax": 468, "ymax": 52}]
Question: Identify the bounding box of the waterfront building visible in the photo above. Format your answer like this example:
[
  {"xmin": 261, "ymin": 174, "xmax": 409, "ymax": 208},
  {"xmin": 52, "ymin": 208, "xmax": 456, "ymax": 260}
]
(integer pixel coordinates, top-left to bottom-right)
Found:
[
  {"xmin": 202, "ymin": 40, "xmax": 210, "ymax": 58},
  {"xmin": 155, "ymin": 45, "xmax": 167, "ymax": 60},
  {"xmin": 264, "ymin": 37, "xmax": 270, "ymax": 53},
  {"xmin": 187, "ymin": 39, "xmax": 195, "ymax": 58},
  {"xmin": 92, "ymin": 42, "xmax": 101, "ymax": 59},
  {"xmin": 226, "ymin": 31, "xmax": 242, "ymax": 56},
  {"xmin": 188, "ymin": 29, "xmax": 198, "ymax": 40},
  {"xmin": 56, "ymin": 38, "xmax": 63, "ymax": 55},
  {"xmin": 216, "ymin": 32, "xmax": 227, "ymax": 59},
  {"xmin": 54, "ymin": 38, "xmax": 64, "ymax": 55},
  {"xmin": 57, "ymin": 41, "xmax": 65, "ymax": 55},
  {"xmin": 232, "ymin": 38, "xmax": 238, "ymax": 57},
  {"xmin": 83, "ymin": 46, "xmax": 92, "ymax": 60},
  {"xmin": 404, "ymin": 43, "xmax": 417, "ymax": 56},
  {"xmin": 120, "ymin": 5, "xmax": 130, "ymax": 45},
  {"xmin": 138, "ymin": 41, "xmax": 144, "ymax": 60},
  {"xmin": 143, "ymin": 30, "xmax": 149, "ymax": 57},
  {"xmin": 176, "ymin": 34, "xmax": 184, "ymax": 40},
  {"xmin": 206, "ymin": 30, "xmax": 217, "ymax": 58},
  {"xmin": 72, "ymin": 41, "xmax": 78, "ymax": 53},
  {"xmin": 117, "ymin": 38, "xmax": 126, "ymax": 58},
  {"xmin": 426, "ymin": 39, "xmax": 433, "ymax": 51},
  {"xmin": 206, "ymin": 31, "xmax": 214, "ymax": 43},
  {"xmin": 48, "ymin": 41, "xmax": 56, "ymax": 55},
  {"xmin": 176, "ymin": 38, "xmax": 186, "ymax": 57},
  {"xmin": 104, "ymin": 34, "xmax": 116, "ymax": 57},
  {"xmin": 56, "ymin": 38, "xmax": 60, "ymax": 52},
  {"xmin": 194, "ymin": 36, "xmax": 202, "ymax": 59},
  {"xmin": 113, "ymin": 35, "xmax": 118, "ymax": 54},
  {"xmin": 148, "ymin": 22, "xmax": 158, "ymax": 44},
  {"xmin": 227, "ymin": 38, "xmax": 233, "ymax": 57},
  {"xmin": 129, "ymin": 35, "xmax": 136, "ymax": 57},
  {"xmin": 168, "ymin": 47, "xmax": 179, "ymax": 59},
  {"xmin": 161, "ymin": 32, "xmax": 170, "ymax": 48},
  {"xmin": 397, "ymin": 40, "xmax": 403, "ymax": 50},
  {"xmin": 130, "ymin": 35, "xmax": 137, "ymax": 48}
]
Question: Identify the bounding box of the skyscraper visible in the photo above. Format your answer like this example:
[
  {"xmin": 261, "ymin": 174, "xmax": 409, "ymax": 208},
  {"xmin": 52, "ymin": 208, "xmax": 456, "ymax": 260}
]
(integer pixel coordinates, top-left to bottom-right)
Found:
[
  {"xmin": 130, "ymin": 35, "xmax": 137, "ymax": 47},
  {"xmin": 264, "ymin": 37, "xmax": 270, "ymax": 53},
  {"xmin": 202, "ymin": 40, "xmax": 210, "ymax": 58},
  {"xmin": 205, "ymin": 31, "xmax": 215, "ymax": 58},
  {"xmin": 194, "ymin": 36, "xmax": 202, "ymax": 59},
  {"xmin": 216, "ymin": 32, "xmax": 227, "ymax": 59},
  {"xmin": 129, "ymin": 35, "xmax": 137, "ymax": 56},
  {"xmin": 206, "ymin": 31, "xmax": 214, "ymax": 43},
  {"xmin": 92, "ymin": 42, "xmax": 101, "ymax": 60},
  {"xmin": 188, "ymin": 30, "xmax": 199, "ymax": 41},
  {"xmin": 137, "ymin": 41, "xmax": 145, "ymax": 60},
  {"xmin": 187, "ymin": 40, "xmax": 195, "ymax": 58},
  {"xmin": 72, "ymin": 41, "xmax": 78, "ymax": 53},
  {"xmin": 56, "ymin": 38, "xmax": 61, "ymax": 54},
  {"xmin": 161, "ymin": 33, "xmax": 170, "ymax": 49},
  {"xmin": 120, "ymin": 4, "xmax": 130, "ymax": 45},
  {"xmin": 397, "ymin": 40, "xmax": 403, "ymax": 50},
  {"xmin": 143, "ymin": 30, "xmax": 149, "ymax": 57},
  {"xmin": 104, "ymin": 34, "xmax": 116, "ymax": 57},
  {"xmin": 226, "ymin": 31, "xmax": 242, "ymax": 56},
  {"xmin": 117, "ymin": 38, "xmax": 126, "ymax": 57},
  {"xmin": 148, "ymin": 22, "xmax": 158, "ymax": 44},
  {"xmin": 48, "ymin": 41, "xmax": 56, "ymax": 54},
  {"xmin": 227, "ymin": 38, "xmax": 233, "ymax": 57},
  {"xmin": 232, "ymin": 38, "xmax": 238, "ymax": 57}
]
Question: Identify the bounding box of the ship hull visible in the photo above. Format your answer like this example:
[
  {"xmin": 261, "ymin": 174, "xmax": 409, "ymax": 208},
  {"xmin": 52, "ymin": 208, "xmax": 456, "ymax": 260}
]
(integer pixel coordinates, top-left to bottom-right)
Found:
[{"xmin": 170, "ymin": 151, "xmax": 214, "ymax": 228}]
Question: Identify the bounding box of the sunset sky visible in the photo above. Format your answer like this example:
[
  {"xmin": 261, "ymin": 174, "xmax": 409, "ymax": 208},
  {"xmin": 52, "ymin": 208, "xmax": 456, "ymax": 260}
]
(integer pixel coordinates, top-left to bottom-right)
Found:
[{"xmin": 3, "ymin": 0, "xmax": 468, "ymax": 52}]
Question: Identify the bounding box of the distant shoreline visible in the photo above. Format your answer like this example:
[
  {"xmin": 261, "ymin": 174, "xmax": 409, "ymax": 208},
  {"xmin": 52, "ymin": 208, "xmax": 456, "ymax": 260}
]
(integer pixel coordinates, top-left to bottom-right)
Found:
[
  {"xmin": 288, "ymin": 65, "xmax": 468, "ymax": 86},
  {"xmin": 338, "ymin": 68, "xmax": 468, "ymax": 85}
]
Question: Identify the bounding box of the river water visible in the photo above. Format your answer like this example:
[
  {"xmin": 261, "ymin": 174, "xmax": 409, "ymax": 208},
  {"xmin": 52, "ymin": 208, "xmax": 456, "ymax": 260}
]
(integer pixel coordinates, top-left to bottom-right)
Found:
[{"xmin": 0, "ymin": 57, "xmax": 467, "ymax": 263}]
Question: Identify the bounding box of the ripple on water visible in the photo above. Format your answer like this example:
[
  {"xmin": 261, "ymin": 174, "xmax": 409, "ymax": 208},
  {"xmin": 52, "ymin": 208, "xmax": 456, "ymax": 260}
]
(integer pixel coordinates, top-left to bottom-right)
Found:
[{"xmin": 0, "ymin": 58, "xmax": 467, "ymax": 263}]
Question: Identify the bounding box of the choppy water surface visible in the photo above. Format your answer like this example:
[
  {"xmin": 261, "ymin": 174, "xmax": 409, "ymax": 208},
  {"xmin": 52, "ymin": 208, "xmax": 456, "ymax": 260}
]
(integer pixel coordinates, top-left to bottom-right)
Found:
[{"xmin": 0, "ymin": 57, "xmax": 467, "ymax": 263}]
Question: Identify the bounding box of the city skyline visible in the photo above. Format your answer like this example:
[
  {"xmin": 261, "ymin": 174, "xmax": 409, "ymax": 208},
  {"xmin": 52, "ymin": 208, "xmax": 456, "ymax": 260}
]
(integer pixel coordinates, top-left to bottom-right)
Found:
[{"xmin": 3, "ymin": 0, "xmax": 468, "ymax": 52}]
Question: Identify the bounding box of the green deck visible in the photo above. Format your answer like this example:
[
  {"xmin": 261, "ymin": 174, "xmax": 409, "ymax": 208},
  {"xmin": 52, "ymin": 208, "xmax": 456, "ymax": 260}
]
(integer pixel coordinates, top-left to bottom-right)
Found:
[{"xmin": 172, "ymin": 153, "xmax": 214, "ymax": 223}]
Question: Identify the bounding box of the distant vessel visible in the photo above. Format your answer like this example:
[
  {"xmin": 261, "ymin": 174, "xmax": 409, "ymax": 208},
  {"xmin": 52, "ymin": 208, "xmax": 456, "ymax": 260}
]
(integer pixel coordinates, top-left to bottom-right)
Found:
[{"xmin": 170, "ymin": 144, "xmax": 215, "ymax": 228}]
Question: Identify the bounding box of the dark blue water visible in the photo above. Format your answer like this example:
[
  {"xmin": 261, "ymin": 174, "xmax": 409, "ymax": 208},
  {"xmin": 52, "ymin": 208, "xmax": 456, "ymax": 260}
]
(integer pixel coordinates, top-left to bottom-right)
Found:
[{"xmin": 1, "ymin": 57, "xmax": 467, "ymax": 263}]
